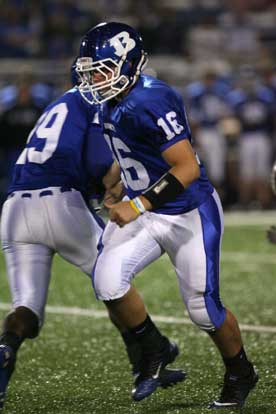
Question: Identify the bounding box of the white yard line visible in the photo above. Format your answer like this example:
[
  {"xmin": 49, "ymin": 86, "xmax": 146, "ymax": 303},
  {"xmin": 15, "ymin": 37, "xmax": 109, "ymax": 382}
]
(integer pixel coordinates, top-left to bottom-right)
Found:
[
  {"xmin": 0, "ymin": 212, "xmax": 275, "ymax": 335},
  {"xmin": 222, "ymin": 252, "xmax": 276, "ymax": 264},
  {"xmin": 159, "ymin": 251, "xmax": 276, "ymax": 265},
  {"xmin": 0, "ymin": 211, "xmax": 274, "ymax": 234},
  {"xmin": 224, "ymin": 211, "xmax": 276, "ymax": 226},
  {"xmin": 0, "ymin": 303, "xmax": 275, "ymax": 334}
]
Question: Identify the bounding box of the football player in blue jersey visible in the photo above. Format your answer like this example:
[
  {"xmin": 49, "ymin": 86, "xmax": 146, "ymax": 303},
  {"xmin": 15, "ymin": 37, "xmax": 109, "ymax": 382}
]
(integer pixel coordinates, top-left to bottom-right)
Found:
[
  {"xmin": 184, "ymin": 69, "xmax": 230, "ymax": 201},
  {"xmin": 75, "ymin": 22, "xmax": 259, "ymax": 407},
  {"xmin": 0, "ymin": 76, "xmax": 185, "ymax": 410},
  {"xmin": 226, "ymin": 68, "xmax": 275, "ymax": 209},
  {"xmin": 0, "ymin": 82, "xmax": 113, "ymax": 412},
  {"xmin": 70, "ymin": 57, "xmax": 186, "ymax": 389}
]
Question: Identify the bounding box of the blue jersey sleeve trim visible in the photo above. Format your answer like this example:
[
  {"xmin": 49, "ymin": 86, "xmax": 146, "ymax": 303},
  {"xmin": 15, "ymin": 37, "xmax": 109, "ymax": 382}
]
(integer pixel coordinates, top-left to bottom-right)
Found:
[{"xmin": 159, "ymin": 134, "xmax": 189, "ymax": 153}]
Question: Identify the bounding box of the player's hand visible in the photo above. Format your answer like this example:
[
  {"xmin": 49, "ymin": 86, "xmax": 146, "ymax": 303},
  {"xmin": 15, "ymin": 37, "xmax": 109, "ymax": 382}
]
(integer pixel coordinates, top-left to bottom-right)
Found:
[
  {"xmin": 267, "ymin": 226, "xmax": 276, "ymax": 244},
  {"xmin": 105, "ymin": 200, "xmax": 139, "ymax": 227},
  {"xmin": 103, "ymin": 181, "xmax": 124, "ymax": 206}
]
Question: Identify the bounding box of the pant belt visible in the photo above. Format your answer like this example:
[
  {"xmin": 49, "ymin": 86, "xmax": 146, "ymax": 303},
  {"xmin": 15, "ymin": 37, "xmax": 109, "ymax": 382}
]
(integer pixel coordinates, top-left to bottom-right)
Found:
[{"xmin": 8, "ymin": 187, "xmax": 72, "ymax": 199}]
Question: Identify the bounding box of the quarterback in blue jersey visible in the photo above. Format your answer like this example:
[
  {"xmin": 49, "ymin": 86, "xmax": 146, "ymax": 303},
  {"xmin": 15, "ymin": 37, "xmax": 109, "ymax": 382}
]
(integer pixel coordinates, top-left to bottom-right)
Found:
[
  {"xmin": 75, "ymin": 22, "xmax": 258, "ymax": 407},
  {"xmin": 0, "ymin": 83, "xmax": 185, "ymax": 411}
]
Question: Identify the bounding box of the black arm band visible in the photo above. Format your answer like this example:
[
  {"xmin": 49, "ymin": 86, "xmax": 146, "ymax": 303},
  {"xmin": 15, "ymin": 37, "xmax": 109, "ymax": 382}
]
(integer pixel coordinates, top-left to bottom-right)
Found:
[{"xmin": 142, "ymin": 172, "xmax": 185, "ymax": 209}]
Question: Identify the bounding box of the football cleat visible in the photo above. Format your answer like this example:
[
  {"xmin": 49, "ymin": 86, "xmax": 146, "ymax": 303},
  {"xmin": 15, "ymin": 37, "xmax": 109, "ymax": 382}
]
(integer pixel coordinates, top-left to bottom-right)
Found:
[
  {"xmin": 132, "ymin": 340, "xmax": 186, "ymax": 401},
  {"xmin": 209, "ymin": 365, "xmax": 259, "ymax": 409},
  {"xmin": 0, "ymin": 344, "xmax": 15, "ymax": 411},
  {"xmin": 158, "ymin": 367, "xmax": 187, "ymax": 389},
  {"xmin": 127, "ymin": 340, "xmax": 186, "ymax": 390}
]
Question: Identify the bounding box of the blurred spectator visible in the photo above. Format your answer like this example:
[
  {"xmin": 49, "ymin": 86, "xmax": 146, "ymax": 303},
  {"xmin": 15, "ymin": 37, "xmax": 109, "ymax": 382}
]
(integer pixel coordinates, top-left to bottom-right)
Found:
[
  {"xmin": 135, "ymin": 2, "xmax": 161, "ymax": 54},
  {"xmin": 0, "ymin": 0, "xmax": 274, "ymax": 64},
  {"xmin": 42, "ymin": 1, "xmax": 98, "ymax": 59},
  {"xmin": 0, "ymin": 0, "xmax": 43, "ymax": 58},
  {"xmin": 259, "ymin": 64, "xmax": 276, "ymax": 99},
  {"xmin": 0, "ymin": 75, "xmax": 44, "ymax": 209},
  {"xmin": 185, "ymin": 68, "xmax": 230, "ymax": 200},
  {"xmin": 186, "ymin": 15, "xmax": 226, "ymax": 61},
  {"xmin": 218, "ymin": 116, "xmax": 241, "ymax": 208},
  {"xmin": 219, "ymin": 7, "xmax": 262, "ymax": 65},
  {"xmin": 227, "ymin": 66, "xmax": 275, "ymax": 209}
]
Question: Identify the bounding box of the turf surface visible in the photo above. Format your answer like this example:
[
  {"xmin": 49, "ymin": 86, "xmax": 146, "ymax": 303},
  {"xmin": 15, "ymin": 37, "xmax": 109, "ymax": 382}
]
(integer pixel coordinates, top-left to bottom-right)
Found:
[{"xmin": 0, "ymin": 222, "xmax": 275, "ymax": 413}]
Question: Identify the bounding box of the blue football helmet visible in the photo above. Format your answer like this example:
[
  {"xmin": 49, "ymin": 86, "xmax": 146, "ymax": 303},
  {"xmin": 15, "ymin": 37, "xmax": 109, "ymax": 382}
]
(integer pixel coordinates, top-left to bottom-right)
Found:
[{"xmin": 76, "ymin": 22, "xmax": 148, "ymax": 104}]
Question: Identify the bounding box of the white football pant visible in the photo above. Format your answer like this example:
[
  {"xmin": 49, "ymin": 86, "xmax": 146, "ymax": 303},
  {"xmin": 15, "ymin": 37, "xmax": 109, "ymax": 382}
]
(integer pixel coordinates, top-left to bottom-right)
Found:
[
  {"xmin": 1, "ymin": 187, "xmax": 103, "ymax": 325},
  {"xmin": 93, "ymin": 191, "xmax": 226, "ymax": 332}
]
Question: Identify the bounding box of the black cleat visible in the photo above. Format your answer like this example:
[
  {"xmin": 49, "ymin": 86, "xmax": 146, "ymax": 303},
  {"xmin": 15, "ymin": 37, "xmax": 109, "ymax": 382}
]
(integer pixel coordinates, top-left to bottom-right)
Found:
[
  {"xmin": 159, "ymin": 367, "xmax": 187, "ymax": 389},
  {"xmin": 0, "ymin": 344, "xmax": 15, "ymax": 412},
  {"xmin": 132, "ymin": 340, "xmax": 186, "ymax": 401},
  {"xmin": 209, "ymin": 365, "xmax": 259, "ymax": 409}
]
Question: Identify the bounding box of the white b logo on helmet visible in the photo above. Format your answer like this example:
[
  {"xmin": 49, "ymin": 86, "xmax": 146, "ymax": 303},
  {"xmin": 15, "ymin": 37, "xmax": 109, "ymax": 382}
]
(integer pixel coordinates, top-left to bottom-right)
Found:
[{"xmin": 109, "ymin": 31, "xmax": 136, "ymax": 57}]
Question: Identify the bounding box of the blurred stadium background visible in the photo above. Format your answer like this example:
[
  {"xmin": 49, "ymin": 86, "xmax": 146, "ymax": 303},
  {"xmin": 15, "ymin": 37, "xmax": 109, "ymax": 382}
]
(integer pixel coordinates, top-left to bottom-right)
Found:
[
  {"xmin": 0, "ymin": 1, "xmax": 276, "ymax": 413},
  {"xmin": 1, "ymin": 0, "xmax": 276, "ymax": 211}
]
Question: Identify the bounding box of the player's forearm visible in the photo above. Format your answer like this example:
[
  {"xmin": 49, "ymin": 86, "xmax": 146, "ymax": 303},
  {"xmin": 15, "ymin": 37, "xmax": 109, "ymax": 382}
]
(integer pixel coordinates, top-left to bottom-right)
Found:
[
  {"xmin": 135, "ymin": 160, "xmax": 199, "ymax": 213},
  {"xmin": 138, "ymin": 195, "xmax": 152, "ymax": 211},
  {"xmin": 162, "ymin": 140, "xmax": 200, "ymax": 188},
  {"xmin": 102, "ymin": 161, "xmax": 121, "ymax": 190},
  {"xmin": 168, "ymin": 161, "xmax": 200, "ymax": 189}
]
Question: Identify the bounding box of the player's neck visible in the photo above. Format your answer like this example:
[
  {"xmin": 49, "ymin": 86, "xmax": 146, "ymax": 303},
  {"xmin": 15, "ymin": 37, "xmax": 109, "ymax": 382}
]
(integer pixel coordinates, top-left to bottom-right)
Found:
[{"xmin": 114, "ymin": 79, "xmax": 139, "ymax": 103}]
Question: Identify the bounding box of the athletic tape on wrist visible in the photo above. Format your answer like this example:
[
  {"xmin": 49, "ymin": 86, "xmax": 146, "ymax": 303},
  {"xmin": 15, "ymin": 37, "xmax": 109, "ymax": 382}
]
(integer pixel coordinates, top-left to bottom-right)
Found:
[
  {"xmin": 142, "ymin": 172, "xmax": 184, "ymax": 209},
  {"xmin": 133, "ymin": 196, "xmax": 146, "ymax": 214},
  {"xmin": 129, "ymin": 199, "xmax": 140, "ymax": 214}
]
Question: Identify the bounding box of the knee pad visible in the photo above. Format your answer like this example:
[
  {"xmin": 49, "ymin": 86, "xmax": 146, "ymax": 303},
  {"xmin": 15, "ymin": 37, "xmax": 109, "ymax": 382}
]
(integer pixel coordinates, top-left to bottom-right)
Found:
[
  {"xmin": 188, "ymin": 307, "xmax": 215, "ymax": 331},
  {"xmin": 95, "ymin": 282, "xmax": 130, "ymax": 301},
  {"xmin": 186, "ymin": 296, "xmax": 225, "ymax": 332},
  {"xmin": 4, "ymin": 307, "xmax": 40, "ymax": 339},
  {"xmin": 93, "ymin": 267, "xmax": 130, "ymax": 301}
]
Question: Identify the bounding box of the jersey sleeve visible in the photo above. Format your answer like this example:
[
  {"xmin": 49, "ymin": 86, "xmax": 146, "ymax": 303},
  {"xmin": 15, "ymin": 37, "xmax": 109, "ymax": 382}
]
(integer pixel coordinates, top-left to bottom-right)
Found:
[
  {"xmin": 84, "ymin": 123, "xmax": 114, "ymax": 180},
  {"xmin": 134, "ymin": 87, "xmax": 191, "ymax": 153}
]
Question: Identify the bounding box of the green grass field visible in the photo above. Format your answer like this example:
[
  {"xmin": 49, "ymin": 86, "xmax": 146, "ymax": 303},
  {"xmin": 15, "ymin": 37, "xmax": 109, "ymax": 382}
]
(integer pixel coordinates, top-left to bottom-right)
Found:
[{"xmin": 0, "ymin": 214, "xmax": 276, "ymax": 414}]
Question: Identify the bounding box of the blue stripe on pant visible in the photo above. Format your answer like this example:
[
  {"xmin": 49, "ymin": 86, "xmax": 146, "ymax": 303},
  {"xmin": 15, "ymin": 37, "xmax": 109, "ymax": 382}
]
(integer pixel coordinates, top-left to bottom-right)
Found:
[{"xmin": 198, "ymin": 193, "xmax": 226, "ymax": 329}]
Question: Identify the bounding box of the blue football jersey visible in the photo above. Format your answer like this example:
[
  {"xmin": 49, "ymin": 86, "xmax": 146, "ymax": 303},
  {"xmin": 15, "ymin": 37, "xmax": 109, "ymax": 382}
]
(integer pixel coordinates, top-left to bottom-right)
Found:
[
  {"xmin": 9, "ymin": 88, "xmax": 113, "ymax": 196},
  {"xmin": 227, "ymin": 87, "xmax": 275, "ymax": 134},
  {"xmin": 102, "ymin": 75, "xmax": 213, "ymax": 214},
  {"xmin": 185, "ymin": 81, "xmax": 229, "ymax": 127}
]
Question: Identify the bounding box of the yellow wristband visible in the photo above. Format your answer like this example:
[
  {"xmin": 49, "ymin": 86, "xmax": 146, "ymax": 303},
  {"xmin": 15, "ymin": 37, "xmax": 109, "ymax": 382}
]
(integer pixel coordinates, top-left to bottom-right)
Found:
[{"xmin": 129, "ymin": 199, "xmax": 141, "ymax": 215}]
